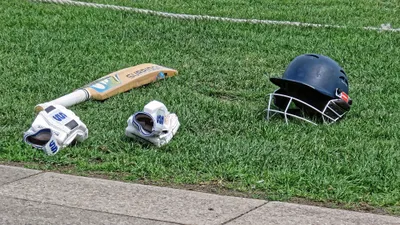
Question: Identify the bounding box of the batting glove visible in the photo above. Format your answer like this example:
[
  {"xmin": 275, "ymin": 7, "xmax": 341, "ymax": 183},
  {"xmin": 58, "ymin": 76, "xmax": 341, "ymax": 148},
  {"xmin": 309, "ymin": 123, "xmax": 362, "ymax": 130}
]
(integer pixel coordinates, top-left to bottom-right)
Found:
[
  {"xmin": 125, "ymin": 100, "xmax": 180, "ymax": 147},
  {"xmin": 23, "ymin": 104, "xmax": 88, "ymax": 155}
]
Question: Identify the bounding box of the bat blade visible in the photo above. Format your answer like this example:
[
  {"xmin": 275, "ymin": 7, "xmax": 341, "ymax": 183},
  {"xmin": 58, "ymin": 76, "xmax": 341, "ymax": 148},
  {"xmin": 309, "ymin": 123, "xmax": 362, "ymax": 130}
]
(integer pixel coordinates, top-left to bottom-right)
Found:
[
  {"xmin": 85, "ymin": 63, "xmax": 177, "ymax": 100},
  {"xmin": 34, "ymin": 63, "xmax": 178, "ymax": 112}
]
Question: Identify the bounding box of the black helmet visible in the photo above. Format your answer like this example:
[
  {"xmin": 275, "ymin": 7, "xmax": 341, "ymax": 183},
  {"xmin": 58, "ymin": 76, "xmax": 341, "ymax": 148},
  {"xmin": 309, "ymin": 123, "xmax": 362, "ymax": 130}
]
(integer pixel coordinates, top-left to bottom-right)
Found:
[{"xmin": 266, "ymin": 54, "xmax": 352, "ymax": 125}]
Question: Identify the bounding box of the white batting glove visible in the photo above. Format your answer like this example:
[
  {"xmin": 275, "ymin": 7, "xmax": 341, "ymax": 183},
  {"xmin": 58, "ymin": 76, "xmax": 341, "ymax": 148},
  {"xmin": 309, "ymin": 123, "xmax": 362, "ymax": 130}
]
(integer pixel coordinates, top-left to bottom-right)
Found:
[
  {"xmin": 23, "ymin": 104, "xmax": 88, "ymax": 155},
  {"xmin": 125, "ymin": 100, "xmax": 180, "ymax": 147}
]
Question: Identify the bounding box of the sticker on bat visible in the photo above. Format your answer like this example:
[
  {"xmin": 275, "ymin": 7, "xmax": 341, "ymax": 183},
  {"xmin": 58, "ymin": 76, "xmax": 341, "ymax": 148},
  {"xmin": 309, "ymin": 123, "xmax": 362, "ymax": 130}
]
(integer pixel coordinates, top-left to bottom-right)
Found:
[
  {"xmin": 89, "ymin": 74, "xmax": 121, "ymax": 93},
  {"xmin": 126, "ymin": 65, "xmax": 164, "ymax": 79},
  {"xmin": 157, "ymin": 72, "xmax": 166, "ymax": 80}
]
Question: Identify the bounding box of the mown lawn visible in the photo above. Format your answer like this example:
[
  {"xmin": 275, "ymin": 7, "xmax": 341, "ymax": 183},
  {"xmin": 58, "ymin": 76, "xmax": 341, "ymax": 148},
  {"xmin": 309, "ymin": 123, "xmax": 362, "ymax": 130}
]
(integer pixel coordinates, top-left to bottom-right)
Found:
[{"xmin": 1, "ymin": 0, "xmax": 399, "ymax": 215}]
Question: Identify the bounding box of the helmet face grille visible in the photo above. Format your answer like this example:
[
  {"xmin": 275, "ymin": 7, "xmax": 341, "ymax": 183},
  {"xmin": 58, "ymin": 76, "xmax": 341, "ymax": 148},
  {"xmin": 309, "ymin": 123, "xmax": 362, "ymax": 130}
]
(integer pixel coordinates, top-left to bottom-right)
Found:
[{"xmin": 265, "ymin": 89, "xmax": 350, "ymax": 125}]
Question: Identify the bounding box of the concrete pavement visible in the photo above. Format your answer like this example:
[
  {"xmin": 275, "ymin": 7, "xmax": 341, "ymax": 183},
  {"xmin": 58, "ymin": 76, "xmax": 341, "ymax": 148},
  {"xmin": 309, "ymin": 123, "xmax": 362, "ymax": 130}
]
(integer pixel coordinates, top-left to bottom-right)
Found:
[{"xmin": 0, "ymin": 165, "xmax": 399, "ymax": 225}]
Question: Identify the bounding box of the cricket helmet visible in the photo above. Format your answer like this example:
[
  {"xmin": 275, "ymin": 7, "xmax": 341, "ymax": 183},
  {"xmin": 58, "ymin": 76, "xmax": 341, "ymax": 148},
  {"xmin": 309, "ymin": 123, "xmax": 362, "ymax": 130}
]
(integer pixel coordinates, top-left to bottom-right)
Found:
[{"xmin": 266, "ymin": 54, "xmax": 352, "ymax": 125}]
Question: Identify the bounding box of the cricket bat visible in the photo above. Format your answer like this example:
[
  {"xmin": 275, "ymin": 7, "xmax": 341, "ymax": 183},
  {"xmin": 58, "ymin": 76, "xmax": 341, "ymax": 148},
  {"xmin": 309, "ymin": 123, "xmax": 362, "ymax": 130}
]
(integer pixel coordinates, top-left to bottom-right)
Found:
[{"xmin": 34, "ymin": 63, "xmax": 178, "ymax": 112}]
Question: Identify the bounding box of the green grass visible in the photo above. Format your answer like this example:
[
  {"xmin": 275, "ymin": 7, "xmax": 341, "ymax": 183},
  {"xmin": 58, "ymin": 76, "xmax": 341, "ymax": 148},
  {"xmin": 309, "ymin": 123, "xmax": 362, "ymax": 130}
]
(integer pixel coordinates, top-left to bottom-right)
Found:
[
  {"xmin": 1, "ymin": 0, "xmax": 400, "ymax": 215},
  {"xmin": 82, "ymin": 0, "xmax": 400, "ymax": 28}
]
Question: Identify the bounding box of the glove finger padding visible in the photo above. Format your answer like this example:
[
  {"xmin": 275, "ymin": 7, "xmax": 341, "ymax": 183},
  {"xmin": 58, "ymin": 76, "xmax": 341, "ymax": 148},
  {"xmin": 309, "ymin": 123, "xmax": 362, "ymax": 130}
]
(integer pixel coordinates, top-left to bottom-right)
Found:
[
  {"xmin": 23, "ymin": 104, "xmax": 88, "ymax": 155},
  {"xmin": 125, "ymin": 100, "xmax": 180, "ymax": 147}
]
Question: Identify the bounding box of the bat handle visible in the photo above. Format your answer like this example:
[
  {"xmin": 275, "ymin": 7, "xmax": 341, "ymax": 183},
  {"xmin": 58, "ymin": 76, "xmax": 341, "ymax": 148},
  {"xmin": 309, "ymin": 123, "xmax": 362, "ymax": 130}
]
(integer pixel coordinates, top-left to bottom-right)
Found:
[{"xmin": 34, "ymin": 89, "xmax": 90, "ymax": 112}]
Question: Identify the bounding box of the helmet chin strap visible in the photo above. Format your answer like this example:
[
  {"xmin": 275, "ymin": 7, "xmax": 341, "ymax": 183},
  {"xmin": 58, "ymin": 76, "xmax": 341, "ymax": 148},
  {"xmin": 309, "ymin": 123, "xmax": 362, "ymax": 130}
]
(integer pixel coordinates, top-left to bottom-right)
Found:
[{"xmin": 265, "ymin": 90, "xmax": 349, "ymax": 125}]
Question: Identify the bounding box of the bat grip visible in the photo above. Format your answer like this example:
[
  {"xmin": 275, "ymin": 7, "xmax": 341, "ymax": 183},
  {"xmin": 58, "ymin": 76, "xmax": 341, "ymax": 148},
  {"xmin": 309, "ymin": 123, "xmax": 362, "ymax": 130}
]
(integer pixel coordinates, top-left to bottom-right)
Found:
[{"xmin": 34, "ymin": 89, "xmax": 90, "ymax": 112}]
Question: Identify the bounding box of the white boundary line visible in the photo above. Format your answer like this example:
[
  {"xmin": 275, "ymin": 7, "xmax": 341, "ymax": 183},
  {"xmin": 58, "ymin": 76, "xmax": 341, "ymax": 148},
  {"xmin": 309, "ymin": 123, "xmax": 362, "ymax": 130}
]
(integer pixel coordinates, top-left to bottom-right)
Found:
[{"xmin": 32, "ymin": 0, "xmax": 400, "ymax": 32}]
